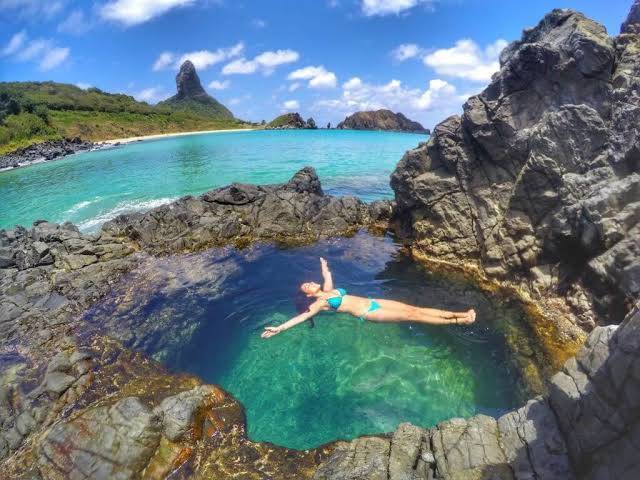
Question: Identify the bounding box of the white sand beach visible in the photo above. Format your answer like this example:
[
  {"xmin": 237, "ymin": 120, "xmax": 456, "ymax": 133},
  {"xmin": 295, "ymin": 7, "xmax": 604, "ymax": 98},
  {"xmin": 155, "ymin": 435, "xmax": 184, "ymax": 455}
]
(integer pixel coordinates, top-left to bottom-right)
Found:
[{"xmin": 103, "ymin": 127, "xmax": 257, "ymax": 145}]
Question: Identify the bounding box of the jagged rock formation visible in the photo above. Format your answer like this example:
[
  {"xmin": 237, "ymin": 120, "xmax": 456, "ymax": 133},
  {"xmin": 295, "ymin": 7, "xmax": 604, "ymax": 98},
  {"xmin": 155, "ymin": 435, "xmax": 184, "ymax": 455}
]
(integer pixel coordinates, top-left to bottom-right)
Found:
[
  {"xmin": 157, "ymin": 60, "xmax": 234, "ymax": 119},
  {"xmin": 266, "ymin": 112, "xmax": 317, "ymax": 129},
  {"xmin": 337, "ymin": 109, "xmax": 429, "ymax": 133},
  {"xmin": 391, "ymin": 8, "xmax": 640, "ymax": 334},
  {"xmin": 622, "ymin": 0, "xmax": 640, "ymax": 33},
  {"xmin": 103, "ymin": 167, "xmax": 390, "ymax": 254}
]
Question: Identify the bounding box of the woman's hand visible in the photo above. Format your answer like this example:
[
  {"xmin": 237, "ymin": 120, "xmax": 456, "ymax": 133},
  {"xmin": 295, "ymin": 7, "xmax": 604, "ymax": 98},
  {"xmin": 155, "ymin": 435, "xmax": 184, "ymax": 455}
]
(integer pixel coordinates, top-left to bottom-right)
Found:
[
  {"xmin": 320, "ymin": 257, "xmax": 328, "ymax": 271},
  {"xmin": 261, "ymin": 326, "xmax": 282, "ymax": 339}
]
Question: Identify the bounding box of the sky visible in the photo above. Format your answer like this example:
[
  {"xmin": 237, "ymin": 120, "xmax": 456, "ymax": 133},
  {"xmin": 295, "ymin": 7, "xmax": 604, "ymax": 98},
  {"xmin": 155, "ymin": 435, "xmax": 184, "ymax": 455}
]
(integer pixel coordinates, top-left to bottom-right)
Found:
[{"xmin": 0, "ymin": 0, "xmax": 633, "ymax": 128}]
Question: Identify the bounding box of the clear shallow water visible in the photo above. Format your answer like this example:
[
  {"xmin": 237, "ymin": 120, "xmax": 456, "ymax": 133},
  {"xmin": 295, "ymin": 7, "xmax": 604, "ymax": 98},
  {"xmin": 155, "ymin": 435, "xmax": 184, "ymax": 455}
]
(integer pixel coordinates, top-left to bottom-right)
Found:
[
  {"xmin": 82, "ymin": 232, "xmax": 527, "ymax": 450},
  {"xmin": 0, "ymin": 129, "xmax": 425, "ymax": 232}
]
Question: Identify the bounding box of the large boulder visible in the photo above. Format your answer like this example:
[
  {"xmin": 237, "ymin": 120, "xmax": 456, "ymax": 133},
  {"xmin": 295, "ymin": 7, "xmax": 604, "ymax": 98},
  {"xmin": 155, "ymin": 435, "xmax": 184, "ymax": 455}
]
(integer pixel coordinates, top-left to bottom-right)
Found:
[
  {"xmin": 38, "ymin": 397, "xmax": 163, "ymax": 480},
  {"xmin": 391, "ymin": 8, "xmax": 639, "ymax": 329}
]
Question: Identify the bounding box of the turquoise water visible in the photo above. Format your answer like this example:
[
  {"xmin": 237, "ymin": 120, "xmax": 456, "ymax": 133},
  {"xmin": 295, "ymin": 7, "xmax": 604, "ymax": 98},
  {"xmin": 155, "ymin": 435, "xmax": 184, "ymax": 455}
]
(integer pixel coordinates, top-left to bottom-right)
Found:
[
  {"xmin": 82, "ymin": 232, "xmax": 527, "ymax": 450},
  {"xmin": 0, "ymin": 129, "xmax": 425, "ymax": 232}
]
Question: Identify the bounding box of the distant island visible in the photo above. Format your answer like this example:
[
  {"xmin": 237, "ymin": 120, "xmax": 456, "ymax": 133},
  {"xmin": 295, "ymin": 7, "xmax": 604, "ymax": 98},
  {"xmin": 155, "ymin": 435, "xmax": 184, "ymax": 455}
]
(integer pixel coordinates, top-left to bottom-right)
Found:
[
  {"xmin": 337, "ymin": 109, "xmax": 429, "ymax": 134},
  {"xmin": 266, "ymin": 112, "xmax": 317, "ymax": 130},
  {"xmin": 0, "ymin": 60, "xmax": 248, "ymax": 158}
]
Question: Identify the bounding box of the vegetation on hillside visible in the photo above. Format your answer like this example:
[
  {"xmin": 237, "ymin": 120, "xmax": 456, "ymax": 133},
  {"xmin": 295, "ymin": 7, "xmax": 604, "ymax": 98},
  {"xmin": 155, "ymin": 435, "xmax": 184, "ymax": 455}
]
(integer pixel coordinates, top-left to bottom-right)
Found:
[
  {"xmin": 0, "ymin": 82, "xmax": 252, "ymax": 154},
  {"xmin": 266, "ymin": 112, "xmax": 307, "ymax": 128},
  {"xmin": 157, "ymin": 95, "xmax": 234, "ymax": 120}
]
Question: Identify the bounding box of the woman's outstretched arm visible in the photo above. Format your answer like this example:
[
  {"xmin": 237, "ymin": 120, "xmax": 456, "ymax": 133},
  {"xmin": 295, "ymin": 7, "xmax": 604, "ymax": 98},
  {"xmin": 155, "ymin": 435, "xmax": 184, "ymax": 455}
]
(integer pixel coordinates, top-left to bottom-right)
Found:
[
  {"xmin": 320, "ymin": 257, "xmax": 334, "ymax": 292},
  {"xmin": 261, "ymin": 300, "xmax": 324, "ymax": 338}
]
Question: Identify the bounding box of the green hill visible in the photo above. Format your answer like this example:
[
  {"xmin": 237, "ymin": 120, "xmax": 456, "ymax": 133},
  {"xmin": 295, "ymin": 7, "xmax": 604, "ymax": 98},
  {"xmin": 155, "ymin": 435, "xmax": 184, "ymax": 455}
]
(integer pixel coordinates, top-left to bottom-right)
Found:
[{"xmin": 0, "ymin": 78, "xmax": 246, "ymax": 155}]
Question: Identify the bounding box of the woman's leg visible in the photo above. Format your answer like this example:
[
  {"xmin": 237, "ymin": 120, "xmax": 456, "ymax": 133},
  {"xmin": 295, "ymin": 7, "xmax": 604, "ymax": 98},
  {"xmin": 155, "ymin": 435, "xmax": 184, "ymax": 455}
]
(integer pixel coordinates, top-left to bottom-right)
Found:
[{"xmin": 365, "ymin": 299, "xmax": 475, "ymax": 325}]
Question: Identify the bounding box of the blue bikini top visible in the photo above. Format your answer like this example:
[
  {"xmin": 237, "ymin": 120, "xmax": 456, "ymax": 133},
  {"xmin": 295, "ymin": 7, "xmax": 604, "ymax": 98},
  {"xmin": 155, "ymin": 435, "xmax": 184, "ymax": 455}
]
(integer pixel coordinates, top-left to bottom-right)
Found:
[{"xmin": 326, "ymin": 288, "xmax": 347, "ymax": 309}]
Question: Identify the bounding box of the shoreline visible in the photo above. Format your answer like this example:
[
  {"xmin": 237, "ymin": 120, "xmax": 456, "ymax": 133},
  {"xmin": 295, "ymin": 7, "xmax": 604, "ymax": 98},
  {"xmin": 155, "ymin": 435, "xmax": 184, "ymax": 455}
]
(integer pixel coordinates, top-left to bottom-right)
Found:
[
  {"xmin": 0, "ymin": 128, "xmax": 258, "ymax": 173},
  {"xmin": 102, "ymin": 127, "xmax": 258, "ymax": 145}
]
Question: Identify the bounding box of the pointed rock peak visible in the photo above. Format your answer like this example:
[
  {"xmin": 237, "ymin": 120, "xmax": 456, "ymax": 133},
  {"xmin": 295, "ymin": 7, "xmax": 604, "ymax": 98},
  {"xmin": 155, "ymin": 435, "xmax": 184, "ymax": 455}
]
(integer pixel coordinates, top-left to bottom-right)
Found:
[
  {"xmin": 621, "ymin": 0, "xmax": 640, "ymax": 34},
  {"xmin": 176, "ymin": 60, "xmax": 206, "ymax": 99}
]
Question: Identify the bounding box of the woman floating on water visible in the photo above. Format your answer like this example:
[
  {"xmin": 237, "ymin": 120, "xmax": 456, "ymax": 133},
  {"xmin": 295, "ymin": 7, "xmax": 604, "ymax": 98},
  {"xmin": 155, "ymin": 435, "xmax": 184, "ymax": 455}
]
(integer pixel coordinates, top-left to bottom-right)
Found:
[{"xmin": 261, "ymin": 257, "xmax": 476, "ymax": 339}]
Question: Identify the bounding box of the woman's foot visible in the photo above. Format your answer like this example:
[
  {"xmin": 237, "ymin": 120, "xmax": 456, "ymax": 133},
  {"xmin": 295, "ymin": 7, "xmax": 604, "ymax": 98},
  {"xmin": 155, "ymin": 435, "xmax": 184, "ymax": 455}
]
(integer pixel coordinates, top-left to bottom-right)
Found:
[{"xmin": 456, "ymin": 309, "xmax": 476, "ymax": 325}]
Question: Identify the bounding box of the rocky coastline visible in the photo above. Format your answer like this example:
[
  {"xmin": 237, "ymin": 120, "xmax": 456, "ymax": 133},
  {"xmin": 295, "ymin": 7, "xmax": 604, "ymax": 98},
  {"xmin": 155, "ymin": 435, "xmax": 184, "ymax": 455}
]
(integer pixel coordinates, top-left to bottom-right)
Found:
[
  {"xmin": 0, "ymin": 137, "xmax": 100, "ymax": 171},
  {"xmin": 0, "ymin": 165, "xmax": 637, "ymax": 479},
  {"xmin": 0, "ymin": 168, "xmax": 395, "ymax": 478},
  {"xmin": 0, "ymin": 4, "xmax": 639, "ymax": 480}
]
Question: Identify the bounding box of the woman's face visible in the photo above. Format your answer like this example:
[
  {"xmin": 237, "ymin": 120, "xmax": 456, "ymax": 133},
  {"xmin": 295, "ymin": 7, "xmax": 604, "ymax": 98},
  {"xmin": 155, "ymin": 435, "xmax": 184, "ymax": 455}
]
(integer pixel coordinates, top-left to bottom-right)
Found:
[{"xmin": 300, "ymin": 282, "xmax": 321, "ymax": 296}]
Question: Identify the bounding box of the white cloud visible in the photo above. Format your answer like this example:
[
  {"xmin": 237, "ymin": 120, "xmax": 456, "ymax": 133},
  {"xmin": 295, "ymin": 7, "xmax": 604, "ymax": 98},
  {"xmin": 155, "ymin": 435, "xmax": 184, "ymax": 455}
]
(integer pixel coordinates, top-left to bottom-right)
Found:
[
  {"xmin": 423, "ymin": 38, "xmax": 508, "ymax": 82},
  {"xmin": 208, "ymin": 79, "xmax": 230, "ymax": 90},
  {"xmin": 153, "ymin": 43, "xmax": 244, "ymax": 71},
  {"xmin": 222, "ymin": 49, "xmax": 299, "ymax": 76},
  {"xmin": 229, "ymin": 94, "xmax": 251, "ymax": 105},
  {"xmin": 391, "ymin": 43, "xmax": 421, "ymax": 61},
  {"xmin": 101, "ymin": 0, "xmax": 195, "ymax": 26},
  {"xmin": 289, "ymin": 82, "xmax": 300, "ymax": 92},
  {"xmin": 75, "ymin": 82, "xmax": 92, "ymax": 90},
  {"xmin": 2, "ymin": 32, "xmax": 71, "ymax": 70},
  {"xmin": 413, "ymin": 78, "xmax": 457, "ymax": 109},
  {"xmin": 57, "ymin": 10, "xmax": 92, "ymax": 35},
  {"xmin": 314, "ymin": 76, "xmax": 462, "ymax": 116},
  {"xmin": 361, "ymin": 0, "xmax": 432, "ymax": 16},
  {"xmin": 251, "ymin": 18, "xmax": 267, "ymax": 28},
  {"xmin": 283, "ymin": 100, "xmax": 300, "ymax": 110},
  {"xmin": 222, "ymin": 58, "xmax": 257, "ymax": 75},
  {"xmin": 134, "ymin": 86, "xmax": 167, "ymax": 104},
  {"xmin": 152, "ymin": 51, "xmax": 174, "ymax": 71},
  {"xmin": 0, "ymin": 0, "xmax": 64, "ymax": 18},
  {"xmin": 179, "ymin": 43, "xmax": 244, "ymax": 70},
  {"xmin": 40, "ymin": 47, "xmax": 69, "ymax": 70},
  {"xmin": 1, "ymin": 30, "xmax": 26, "ymax": 56},
  {"xmin": 287, "ymin": 65, "xmax": 337, "ymax": 89},
  {"xmin": 17, "ymin": 39, "xmax": 49, "ymax": 61},
  {"xmin": 254, "ymin": 49, "xmax": 299, "ymax": 68}
]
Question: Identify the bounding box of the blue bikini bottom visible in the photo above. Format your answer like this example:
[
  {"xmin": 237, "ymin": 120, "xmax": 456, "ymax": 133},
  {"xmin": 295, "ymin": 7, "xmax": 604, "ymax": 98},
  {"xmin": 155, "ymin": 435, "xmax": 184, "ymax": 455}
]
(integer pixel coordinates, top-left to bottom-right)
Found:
[{"xmin": 360, "ymin": 299, "xmax": 381, "ymax": 321}]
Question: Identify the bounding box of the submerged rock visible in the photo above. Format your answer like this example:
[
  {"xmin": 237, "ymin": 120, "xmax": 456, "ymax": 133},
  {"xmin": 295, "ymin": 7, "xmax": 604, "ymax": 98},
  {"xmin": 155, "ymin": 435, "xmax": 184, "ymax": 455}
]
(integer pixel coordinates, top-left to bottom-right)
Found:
[{"xmin": 391, "ymin": 8, "xmax": 639, "ymax": 332}]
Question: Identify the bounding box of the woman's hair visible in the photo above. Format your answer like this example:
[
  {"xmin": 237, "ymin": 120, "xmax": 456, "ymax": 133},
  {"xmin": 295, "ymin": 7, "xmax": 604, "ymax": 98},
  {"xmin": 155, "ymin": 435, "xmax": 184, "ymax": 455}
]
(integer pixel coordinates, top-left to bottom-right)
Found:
[{"xmin": 294, "ymin": 291, "xmax": 316, "ymax": 328}]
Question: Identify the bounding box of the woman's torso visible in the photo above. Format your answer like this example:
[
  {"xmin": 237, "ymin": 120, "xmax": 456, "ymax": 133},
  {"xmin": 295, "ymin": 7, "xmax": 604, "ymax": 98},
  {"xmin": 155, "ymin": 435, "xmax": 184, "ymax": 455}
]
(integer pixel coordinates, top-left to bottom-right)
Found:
[{"xmin": 323, "ymin": 289, "xmax": 370, "ymax": 317}]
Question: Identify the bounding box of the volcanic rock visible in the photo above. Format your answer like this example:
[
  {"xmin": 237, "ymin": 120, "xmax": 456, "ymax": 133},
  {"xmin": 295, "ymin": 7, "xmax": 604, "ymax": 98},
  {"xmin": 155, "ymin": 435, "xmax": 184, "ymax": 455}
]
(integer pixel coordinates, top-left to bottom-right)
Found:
[{"xmin": 390, "ymin": 8, "xmax": 640, "ymax": 330}]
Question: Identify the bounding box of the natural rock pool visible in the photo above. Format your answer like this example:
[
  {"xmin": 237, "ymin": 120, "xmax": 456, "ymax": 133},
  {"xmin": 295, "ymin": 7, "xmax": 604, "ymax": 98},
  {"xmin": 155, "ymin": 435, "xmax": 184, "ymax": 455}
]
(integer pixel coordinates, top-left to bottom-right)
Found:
[{"xmin": 82, "ymin": 232, "xmax": 531, "ymax": 450}]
